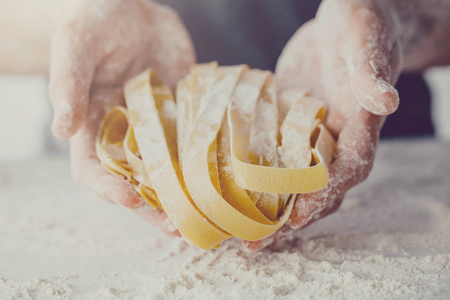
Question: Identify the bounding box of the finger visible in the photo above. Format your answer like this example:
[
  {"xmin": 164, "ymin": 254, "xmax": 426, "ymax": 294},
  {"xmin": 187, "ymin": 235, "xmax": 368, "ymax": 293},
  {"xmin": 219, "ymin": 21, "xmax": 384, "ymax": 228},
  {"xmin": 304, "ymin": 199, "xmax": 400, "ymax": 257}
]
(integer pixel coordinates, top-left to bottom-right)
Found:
[
  {"xmin": 244, "ymin": 195, "xmax": 345, "ymax": 251},
  {"xmin": 288, "ymin": 193, "xmax": 346, "ymax": 230},
  {"xmin": 242, "ymin": 225, "xmax": 293, "ymax": 252},
  {"xmin": 49, "ymin": 22, "xmax": 96, "ymax": 139},
  {"xmin": 289, "ymin": 109, "xmax": 383, "ymax": 229},
  {"xmin": 70, "ymin": 122, "xmax": 144, "ymax": 209},
  {"xmin": 329, "ymin": 109, "xmax": 383, "ymax": 190},
  {"xmin": 133, "ymin": 205, "xmax": 181, "ymax": 238},
  {"xmin": 344, "ymin": 5, "xmax": 401, "ymax": 116},
  {"xmin": 70, "ymin": 87, "xmax": 143, "ymax": 208},
  {"xmin": 70, "ymin": 97, "xmax": 180, "ymax": 236},
  {"xmin": 71, "ymin": 132, "xmax": 180, "ymax": 236},
  {"xmin": 243, "ymin": 195, "xmax": 345, "ymax": 252}
]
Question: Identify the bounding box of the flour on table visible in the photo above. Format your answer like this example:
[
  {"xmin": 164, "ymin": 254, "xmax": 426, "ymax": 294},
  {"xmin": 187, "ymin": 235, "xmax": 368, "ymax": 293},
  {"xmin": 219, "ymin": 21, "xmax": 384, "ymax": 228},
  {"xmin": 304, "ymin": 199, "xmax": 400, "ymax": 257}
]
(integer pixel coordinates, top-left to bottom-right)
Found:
[{"xmin": 0, "ymin": 139, "xmax": 449, "ymax": 299}]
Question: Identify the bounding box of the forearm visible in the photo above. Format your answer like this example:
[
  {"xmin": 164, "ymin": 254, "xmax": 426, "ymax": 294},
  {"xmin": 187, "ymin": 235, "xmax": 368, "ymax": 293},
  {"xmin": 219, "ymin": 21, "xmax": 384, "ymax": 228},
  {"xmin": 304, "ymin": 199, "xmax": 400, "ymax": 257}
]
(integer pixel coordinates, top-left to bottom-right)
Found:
[
  {"xmin": 379, "ymin": 0, "xmax": 450, "ymax": 71},
  {"xmin": 0, "ymin": 0, "xmax": 83, "ymax": 74}
]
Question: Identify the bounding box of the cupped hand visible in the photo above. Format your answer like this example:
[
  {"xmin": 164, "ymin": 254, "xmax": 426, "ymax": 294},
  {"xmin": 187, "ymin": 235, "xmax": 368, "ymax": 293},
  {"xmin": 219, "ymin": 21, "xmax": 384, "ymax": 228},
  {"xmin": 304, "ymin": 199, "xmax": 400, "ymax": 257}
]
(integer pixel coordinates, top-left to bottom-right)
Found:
[
  {"xmin": 244, "ymin": 0, "xmax": 402, "ymax": 251},
  {"xmin": 49, "ymin": 0, "xmax": 195, "ymax": 236}
]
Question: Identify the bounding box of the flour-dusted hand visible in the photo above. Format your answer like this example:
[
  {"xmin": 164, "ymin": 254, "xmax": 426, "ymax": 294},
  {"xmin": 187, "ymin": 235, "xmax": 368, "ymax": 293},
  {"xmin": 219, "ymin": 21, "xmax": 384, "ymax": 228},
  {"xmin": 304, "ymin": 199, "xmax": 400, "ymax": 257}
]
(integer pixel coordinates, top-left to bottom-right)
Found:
[
  {"xmin": 49, "ymin": 0, "xmax": 195, "ymax": 237},
  {"xmin": 243, "ymin": 0, "xmax": 450, "ymax": 251}
]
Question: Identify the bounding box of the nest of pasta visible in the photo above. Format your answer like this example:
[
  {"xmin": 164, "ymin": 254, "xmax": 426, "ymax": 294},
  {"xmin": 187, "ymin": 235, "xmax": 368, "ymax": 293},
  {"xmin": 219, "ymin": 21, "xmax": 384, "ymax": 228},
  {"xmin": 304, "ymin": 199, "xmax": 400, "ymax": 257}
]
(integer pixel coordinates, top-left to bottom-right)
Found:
[{"xmin": 96, "ymin": 62, "xmax": 335, "ymax": 250}]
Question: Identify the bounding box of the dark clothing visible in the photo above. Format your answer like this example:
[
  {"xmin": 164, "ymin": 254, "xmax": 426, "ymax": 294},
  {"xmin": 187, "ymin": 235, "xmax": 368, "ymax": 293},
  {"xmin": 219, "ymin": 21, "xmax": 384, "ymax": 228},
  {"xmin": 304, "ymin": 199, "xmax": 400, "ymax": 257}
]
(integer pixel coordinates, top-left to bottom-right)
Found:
[
  {"xmin": 381, "ymin": 74, "xmax": 434, "ymax": 138},
  {"xmin": 157, "ymin": 0, "xmax": 434, "ymax": 138}
]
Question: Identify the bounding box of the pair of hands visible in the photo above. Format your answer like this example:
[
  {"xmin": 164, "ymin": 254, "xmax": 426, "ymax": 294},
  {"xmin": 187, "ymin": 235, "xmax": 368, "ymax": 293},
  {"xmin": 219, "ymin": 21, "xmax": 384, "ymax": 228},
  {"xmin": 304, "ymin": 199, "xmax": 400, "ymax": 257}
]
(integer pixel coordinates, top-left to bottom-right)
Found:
[{"xmin": 49, "ymin": 0, "xmax": 402, "ymax": 249}]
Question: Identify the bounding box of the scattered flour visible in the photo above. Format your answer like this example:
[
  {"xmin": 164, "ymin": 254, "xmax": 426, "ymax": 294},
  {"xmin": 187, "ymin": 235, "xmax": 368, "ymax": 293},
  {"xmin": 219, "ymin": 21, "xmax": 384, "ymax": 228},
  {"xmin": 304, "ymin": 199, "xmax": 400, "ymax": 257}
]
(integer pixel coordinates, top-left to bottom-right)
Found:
[{"xmin": 0, "ymin": 139, "xmax": 449, "ymax": 299}]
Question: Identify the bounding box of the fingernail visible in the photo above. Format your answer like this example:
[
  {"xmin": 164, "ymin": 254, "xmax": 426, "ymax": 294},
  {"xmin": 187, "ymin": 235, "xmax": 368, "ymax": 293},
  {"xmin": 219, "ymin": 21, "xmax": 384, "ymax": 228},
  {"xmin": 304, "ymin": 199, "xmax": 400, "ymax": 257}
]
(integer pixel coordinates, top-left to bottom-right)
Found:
[
  {"xmin": 375, "ymin": 79, "xmax": 399, "ymax": 114},
  {"xmin": 353, "ymin": 78, "xmax": 399, "ymax": 116}
]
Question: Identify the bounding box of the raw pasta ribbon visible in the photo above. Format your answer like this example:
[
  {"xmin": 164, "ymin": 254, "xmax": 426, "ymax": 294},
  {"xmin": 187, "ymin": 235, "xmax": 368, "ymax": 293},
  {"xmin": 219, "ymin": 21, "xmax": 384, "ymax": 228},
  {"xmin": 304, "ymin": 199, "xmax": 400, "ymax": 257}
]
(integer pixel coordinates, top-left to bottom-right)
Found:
[{"xmin": 96, "ymin": 63, "xmax": 336, "ymax": 250}]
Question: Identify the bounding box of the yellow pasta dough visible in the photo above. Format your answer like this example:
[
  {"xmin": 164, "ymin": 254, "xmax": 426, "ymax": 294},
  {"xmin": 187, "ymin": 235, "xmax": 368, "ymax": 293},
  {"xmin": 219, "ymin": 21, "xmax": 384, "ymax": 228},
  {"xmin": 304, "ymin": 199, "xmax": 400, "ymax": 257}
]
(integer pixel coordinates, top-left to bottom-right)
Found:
[{"xmin": 96, "ymin": 63, "xmax": 336, "ymax": 250}]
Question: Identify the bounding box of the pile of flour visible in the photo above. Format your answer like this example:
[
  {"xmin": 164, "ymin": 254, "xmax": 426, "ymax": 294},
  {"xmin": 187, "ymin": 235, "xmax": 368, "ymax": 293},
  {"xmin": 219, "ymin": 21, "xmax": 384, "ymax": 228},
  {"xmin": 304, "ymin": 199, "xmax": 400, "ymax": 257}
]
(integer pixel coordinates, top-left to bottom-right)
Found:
[{"xmin": 0, "ymin": 139, "xmax": 449, "ymax": 299}]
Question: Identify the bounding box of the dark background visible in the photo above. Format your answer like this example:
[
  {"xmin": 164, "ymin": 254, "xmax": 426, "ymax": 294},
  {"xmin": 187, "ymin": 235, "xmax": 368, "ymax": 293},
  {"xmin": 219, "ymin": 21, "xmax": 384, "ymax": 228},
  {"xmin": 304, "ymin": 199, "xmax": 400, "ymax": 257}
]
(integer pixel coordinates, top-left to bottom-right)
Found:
[{"xmin": 158, "ymin": 0, "xmax": 434, "ymax": 138}]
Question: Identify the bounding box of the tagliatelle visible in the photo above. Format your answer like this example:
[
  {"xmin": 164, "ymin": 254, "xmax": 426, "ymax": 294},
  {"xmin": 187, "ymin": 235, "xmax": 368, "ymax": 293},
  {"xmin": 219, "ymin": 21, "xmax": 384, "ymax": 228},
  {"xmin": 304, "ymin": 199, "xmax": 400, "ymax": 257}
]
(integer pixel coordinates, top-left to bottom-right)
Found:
[
  {"xmin": 96, "ymin": 63, "xmax": 336, "ymax": 250},
  {"xmin": 96, "ymin": 107, "xmax": 162, "ymax": 209},
  {"xmin": 230, "ymin": 94, "xmax": 335, "ymax": 194}
]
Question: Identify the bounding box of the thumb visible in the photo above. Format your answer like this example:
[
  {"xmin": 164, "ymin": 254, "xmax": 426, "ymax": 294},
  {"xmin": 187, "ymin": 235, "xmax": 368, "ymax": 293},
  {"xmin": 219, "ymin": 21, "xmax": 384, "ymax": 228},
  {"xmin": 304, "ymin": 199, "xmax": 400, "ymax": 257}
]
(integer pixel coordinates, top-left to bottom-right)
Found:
[
  {"xmin": 49, "ymin": 23, "xmax": 95, "ymax": 139},
  {"xmin": 344, "ymin": 7, "xmax": 401, "ymax": 116}
]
